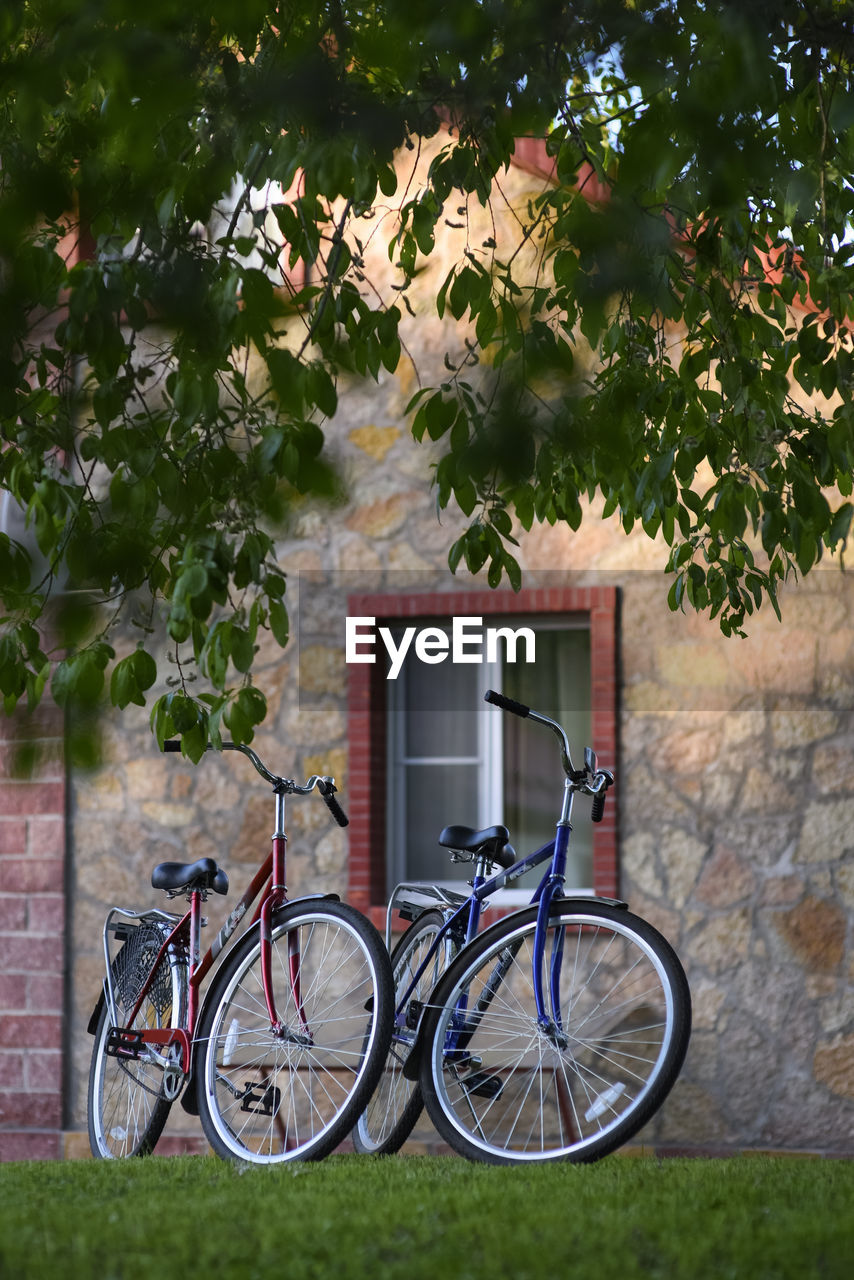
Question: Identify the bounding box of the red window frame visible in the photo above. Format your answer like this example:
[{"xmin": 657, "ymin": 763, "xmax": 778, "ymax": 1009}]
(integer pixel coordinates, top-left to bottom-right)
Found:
[{"xmin": 345, "ymin": 586, "xmax": 619, "ymax": 929}]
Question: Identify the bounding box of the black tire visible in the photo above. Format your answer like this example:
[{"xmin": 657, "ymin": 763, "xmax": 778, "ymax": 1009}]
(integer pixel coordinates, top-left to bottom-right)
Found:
[
  {"xmin": 419, "ymin": 899, "xmax": 691, "ymax": 1165},
  {"xmin": 88, "ymin": 921, "xmax": 188, "ymax": 1158},
  {"xmin": 352, "ymin": 910, "xmax": 458, "ymax": 1154},
  {"xmin": 196, "ymin": 899, "xmax": 394, "ymax": 1164}
]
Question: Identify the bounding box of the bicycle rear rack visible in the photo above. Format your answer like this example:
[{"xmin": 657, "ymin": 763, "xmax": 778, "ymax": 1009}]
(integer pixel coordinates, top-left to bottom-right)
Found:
[
  {"xmin": 101, "ymin": 906, "xmax": 185, "ymax": 1027},
  {"xmin": 385, "ymin": 882, "xmax": 469, "ymax": 949}
]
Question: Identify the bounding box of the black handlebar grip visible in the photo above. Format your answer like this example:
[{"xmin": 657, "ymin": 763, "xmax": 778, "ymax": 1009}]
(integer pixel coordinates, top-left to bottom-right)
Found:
[
  {"xmin": 591, "ymin": 791, "xmax": 607, "ymax": 824},
  {"xmin": 318, "ymin": 780, "xmax": 349, "ymax": 828},
  {"xmin": 162, "ymin": 740, "xmax": 182, "ymax": 752},
  {"xmin": 484, "ymin": 689, "xmax": 530, "ymax": 718}
]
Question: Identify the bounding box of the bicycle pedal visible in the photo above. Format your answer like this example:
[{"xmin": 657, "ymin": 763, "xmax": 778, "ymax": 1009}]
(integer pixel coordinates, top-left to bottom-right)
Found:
[
  {"xmin": 240, "ymin": 1083, "xmax": 281, "ymax": 1117},
  {"xmin": 460, "ymin": 1070, "xmax": 503, "ymax": 1100},
  {"xmin": 105, "ymin": 1027, "xmax": 144, "ymax": 1059}
]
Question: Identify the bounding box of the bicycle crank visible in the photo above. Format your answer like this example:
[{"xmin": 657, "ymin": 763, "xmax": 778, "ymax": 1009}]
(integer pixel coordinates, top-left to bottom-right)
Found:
[{"xmin": 161, "ymin": 1042, "xmax": 186, "ymax": 1101}]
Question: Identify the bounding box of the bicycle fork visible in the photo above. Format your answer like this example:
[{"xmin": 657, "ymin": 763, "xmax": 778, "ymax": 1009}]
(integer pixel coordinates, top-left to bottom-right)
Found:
[
  {"xmin": 450, "ymin": 908, "xmax": 569, "ymax": 1060},
  {"xmin": 445, "ymin": 909, "xmax": 579, "ymax": 1141},
  {"xmin": 532, "ymin": 802, "xmax": 574, "ymax": 1040},
  {"xmin": 258, "ymin": 809, "xmax": 312, "ymax": 1045},
  {"xmin": 532, "ymin": 885, "xmax": 568, "ymax": 1046},
  {"xmin": 445, "ymin": 873, "xmax": 572, "ymax": 1092}
]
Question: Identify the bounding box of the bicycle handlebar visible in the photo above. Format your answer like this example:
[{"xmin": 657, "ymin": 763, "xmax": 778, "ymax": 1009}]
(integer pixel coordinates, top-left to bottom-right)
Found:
[
  {"xmin": 484, "ymin": 689, "xmax": 530, "ymax": 719},
  {"xmin": 484, "ymin": 690, "xmax": 613, "ymax": 821},
  {"xmin": 161, "ymin": 740, "xmax": 349, "ymax": 826},
  {"xmin": 485, "ymin": 688, "xmax": 574, "ymax": 775},
  {"xmin": 316, "ymin": 777, "xmax": 349, "ymax": 828}
]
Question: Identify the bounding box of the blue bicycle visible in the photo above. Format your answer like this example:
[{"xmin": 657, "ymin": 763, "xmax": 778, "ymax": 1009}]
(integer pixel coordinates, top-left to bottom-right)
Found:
[{"xmin": 353, "ymin": 689, "xmax": 691, "ymax": 1164}]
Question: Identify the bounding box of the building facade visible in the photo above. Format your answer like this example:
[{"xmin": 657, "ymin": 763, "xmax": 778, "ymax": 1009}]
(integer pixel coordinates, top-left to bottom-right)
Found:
[{"xmin": 2, "ymin": 135, "xmax": 853, "ymax": 1160}]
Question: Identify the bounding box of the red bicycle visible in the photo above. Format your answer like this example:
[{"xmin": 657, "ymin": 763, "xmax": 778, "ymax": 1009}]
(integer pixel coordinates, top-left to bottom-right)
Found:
[{"xmin": 86, "ymin": 740, "xmax": 393, "ymax": 1164}]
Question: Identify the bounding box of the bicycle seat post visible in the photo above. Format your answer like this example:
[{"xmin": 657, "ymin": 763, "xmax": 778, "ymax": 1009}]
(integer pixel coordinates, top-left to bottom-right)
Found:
[{"xmin": 186, "ymin": 885, "xmax": 206, "ymax": 1034}]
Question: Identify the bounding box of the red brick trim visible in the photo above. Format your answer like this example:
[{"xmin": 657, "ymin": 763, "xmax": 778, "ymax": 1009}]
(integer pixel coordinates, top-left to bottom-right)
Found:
[
  {"xmin": 346, "ymin": 586, "xmax": 619, "ymax": 923},
  {"xmin": 0, "ymin": 712, "xmax": 66, "ymax": 1163}
]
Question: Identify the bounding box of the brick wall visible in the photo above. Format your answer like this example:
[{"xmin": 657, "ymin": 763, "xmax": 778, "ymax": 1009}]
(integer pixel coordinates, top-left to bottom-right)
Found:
[{"xmin": 0, "ymin": 709, "xmax": 66, "ymax": 1162}]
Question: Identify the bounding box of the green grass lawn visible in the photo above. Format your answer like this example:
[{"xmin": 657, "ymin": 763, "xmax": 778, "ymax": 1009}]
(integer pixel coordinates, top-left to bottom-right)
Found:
[{"xmin": 1, "ymin": 1152, "xmax": 851, "ymax": 1280}]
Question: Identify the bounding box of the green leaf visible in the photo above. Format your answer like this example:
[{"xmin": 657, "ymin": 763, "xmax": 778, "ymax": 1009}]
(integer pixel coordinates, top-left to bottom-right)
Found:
[
  {"xmin": 269, "ymin": 598, "xmax": 289, "ymax": 647},
  {"xmin": 267, "ymin": 349, "xmax": 305, "ymax": 410},
  {"xmin": 424, "ymin": 394, "xmax": 457, "ymax": 441},
  {"xmin": 305, "ymin": 364, "xmax": 338, "ymax": 418},
  {"xmin": 181, "ymin": 720, "xmax": 209, "ymax": 764},
  {"xmin": 178, "ymin": 563, "xmax": 208, "ymax": 599},
  {"xmin": 667, "ymin": 575, "xmax": 686, "ymax": 613},
  {"xmin": 503, "ymin": 550, "xmax": 522, "ymax": 592},
  {"xmin": 225, "ymin": 685, "xmax": 266, "ymax": 744},
  {"xmin": 231, "ymin": 626, "xmax": 255, "ymax": 674},
  {"xmin": 455, "ymin": 477, "xmax": 478, "ymax": 516},
  {"xmin": 170, "ymin": 692, "xmax": 201, "ymax": 733},
  {"xmin": 448, "ymin": 535, "xmax": 465, "ymax": 575},
  {"xmin": 826, "ymin": 503, "xmax": 853, "ymax": 550},
  {"xmin": 110, "ymin": 654, "xmax": 144, "ymax": 708},
  {"xmin": 52, "ymin": 644, "xmax": 113, "ymax": 708}
]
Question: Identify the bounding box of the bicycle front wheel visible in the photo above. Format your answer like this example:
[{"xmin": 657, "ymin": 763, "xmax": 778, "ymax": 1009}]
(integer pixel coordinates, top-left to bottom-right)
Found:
[
  {"xmin": 197, "ymin": 899, "xmax": 393, "ymax": 1164},
  {"xmin": 352, "ymin": 910, "xmax": 458, "ymax": 1155},
  {"xmin": 419, "ymin": 900, "xmax": 691, "ymax": 1164},
  {"xmin": 88, "ymin": 920, "xmax": 188, "ymax": 1158}
]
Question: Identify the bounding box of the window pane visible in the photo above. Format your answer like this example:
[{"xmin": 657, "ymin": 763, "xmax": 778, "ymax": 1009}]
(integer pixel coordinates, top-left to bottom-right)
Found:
[
  {"xmin": 402, "ymin": 648, "xmax": 479, "ymax": 758},
  {"xmin": 502, "ymin": 628, "xmax": 592, "ymax": 888},
  {"xmin": 399, "ymin": 763, "xmax": 481, "ymax": 885}
]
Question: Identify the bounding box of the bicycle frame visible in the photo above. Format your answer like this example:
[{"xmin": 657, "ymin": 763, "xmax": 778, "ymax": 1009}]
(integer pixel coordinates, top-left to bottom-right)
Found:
[
  {"xmin": 390, "ymin": 691, "xmax": 615, "ymax": 1076},
  {"xmin": 101, "ymin": 779, "xmax": 307, "ymax": 1077},
  {"xmin": 390, "ymin": 777, "xmax": 580, "ymax": 1065}
]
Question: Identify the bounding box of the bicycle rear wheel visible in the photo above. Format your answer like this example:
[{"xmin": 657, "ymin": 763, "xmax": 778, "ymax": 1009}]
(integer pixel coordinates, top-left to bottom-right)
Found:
[
  {"xmin": 352, "ymin": 910, "xmax": 458, "ymax": 1154},
  {"xmin": 197, "ymin": 899, "xmax": 394, "ymax": 1164},
  {"xmin": 419, "ymin": 899, "xmax": 691, "ymax": 1164},
  {"xmin": 88, "ymin": 920, "xmax": 188, "ymax": 1158}
]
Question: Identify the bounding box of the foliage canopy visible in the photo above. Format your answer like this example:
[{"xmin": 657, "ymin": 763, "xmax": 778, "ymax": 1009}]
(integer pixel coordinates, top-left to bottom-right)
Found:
[{"xmin": 2, "ymin": 1, "xmax": 854, "ymax": 756}]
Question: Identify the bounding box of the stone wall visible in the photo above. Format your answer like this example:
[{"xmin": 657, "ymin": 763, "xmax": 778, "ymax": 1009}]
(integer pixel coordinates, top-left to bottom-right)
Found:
[{"xmin": 617, "ymin": 571, "xmax": 854, "ymax": 1154}]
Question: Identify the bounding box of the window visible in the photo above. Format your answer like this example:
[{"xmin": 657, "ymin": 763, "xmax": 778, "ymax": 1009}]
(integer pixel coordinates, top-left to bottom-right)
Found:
[{"xmin": 347, "ymin": 586, "xmax": 618, "ymax": 925}]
